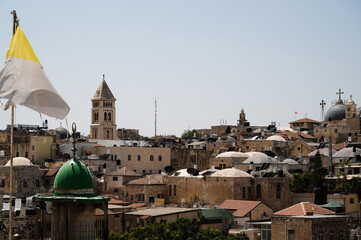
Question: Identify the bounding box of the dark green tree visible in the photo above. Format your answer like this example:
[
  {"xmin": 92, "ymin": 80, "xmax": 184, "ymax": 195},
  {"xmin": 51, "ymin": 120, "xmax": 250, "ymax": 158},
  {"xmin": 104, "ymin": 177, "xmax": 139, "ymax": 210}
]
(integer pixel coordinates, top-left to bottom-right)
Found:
[
  {"xmin": 181, "ymin": 129, "xmax": 200, "ymax": 139},
  {"xmin": 109, "ymin": 218, "xmax": 249, "ymax": 240},
  {"xmin": 311, "ymin": 151, "xmax": 327, "ymax": 188}
]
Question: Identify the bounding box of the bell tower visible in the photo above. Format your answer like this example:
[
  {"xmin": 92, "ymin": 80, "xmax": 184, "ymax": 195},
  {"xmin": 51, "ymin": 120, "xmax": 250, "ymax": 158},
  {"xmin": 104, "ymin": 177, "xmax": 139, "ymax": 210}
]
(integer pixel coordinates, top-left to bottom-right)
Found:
[{"xmin": 90, "ymin": 75, "xmax": 117, "ymax": 139}]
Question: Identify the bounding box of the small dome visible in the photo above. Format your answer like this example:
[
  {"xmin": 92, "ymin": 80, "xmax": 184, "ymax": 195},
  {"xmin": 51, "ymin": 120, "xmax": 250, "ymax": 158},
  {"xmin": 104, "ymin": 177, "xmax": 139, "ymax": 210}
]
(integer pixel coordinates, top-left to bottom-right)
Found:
[
  {"xmin": 324, "ymin": 102, "xmax": 345, "ymax": 121},
  {"xmin": 54, "ymin": 159, "xmax": 94, "ymax": 196},
  {"xmin": 216, "ymin": 136, "xmax": 236, "ymax": 143},
  {"xmin": 211, "ymin": 168, "xmax": 251, "ymax": 178},
  {"xmin": 308, "ymin": 148, "xmax": 336, "ymax": 157},
  {"xmin": 5, "ymin": 157, "xmax": 32, "ymax": 166},
  {"xmin": 216, "ymin": 151, "xmax": 249, "ymax": 159},
  {"xmin": 55, "ymin": 126, "xmax": 70, "ymax": 139},
  {"xmin": 333, "ymin": 147, "xmax": 361, "ymax": 158},
  {"xmin": 283, "ymin": 159, "xmax": 299, "ymax": 165},
  {"xmin": 243, "ymin": 154, "xmax": 278, "ymax": 164},
  {"xmin": 266, "ymin": 135, "xmax": 286, "ymax": 142}
]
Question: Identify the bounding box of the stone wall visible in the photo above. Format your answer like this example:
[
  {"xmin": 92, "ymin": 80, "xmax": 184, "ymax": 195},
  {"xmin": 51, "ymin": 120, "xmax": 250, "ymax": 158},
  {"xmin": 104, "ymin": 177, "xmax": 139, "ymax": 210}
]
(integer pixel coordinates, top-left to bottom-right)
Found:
[
  {"xmin": 0, "ymin": 216, "xmax": 38, "ymax": 240},
  {"xmin": 170, "ymin": 148, "xmax": 212, "ymax": 171}
]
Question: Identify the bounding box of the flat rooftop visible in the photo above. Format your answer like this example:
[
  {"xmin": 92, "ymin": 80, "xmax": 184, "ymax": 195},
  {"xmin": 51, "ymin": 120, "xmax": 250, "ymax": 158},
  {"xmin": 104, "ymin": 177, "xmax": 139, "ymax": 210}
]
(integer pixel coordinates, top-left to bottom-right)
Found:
[{"xmin": 125, "ymin": 207, "xmax": 198, "ymax": 217}]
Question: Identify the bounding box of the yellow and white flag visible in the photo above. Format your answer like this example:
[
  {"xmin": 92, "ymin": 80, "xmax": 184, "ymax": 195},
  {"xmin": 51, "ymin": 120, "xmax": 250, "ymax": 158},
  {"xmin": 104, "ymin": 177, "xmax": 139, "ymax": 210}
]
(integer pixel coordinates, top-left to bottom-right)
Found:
[{"xmin": 0, "ymin": 26, "xmax": 70, "ymax": 119}]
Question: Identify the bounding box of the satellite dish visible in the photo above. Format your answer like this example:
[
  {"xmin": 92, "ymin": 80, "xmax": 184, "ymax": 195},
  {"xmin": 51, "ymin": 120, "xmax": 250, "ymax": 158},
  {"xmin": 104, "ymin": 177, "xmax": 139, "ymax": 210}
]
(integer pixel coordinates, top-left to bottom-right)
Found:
[
  {"xmin": 246, "ymin": 128, "xmax": 252, "ymax": 133},
  {"xmin": 186, "ymin": 168, "xmax": 195, "ymax": 174},
  {"xmin": 164, "ymin": 166, "xmax": 175, "ymax": 173},
  {"xmin": 46, "ymin": 202, "xmax": 53, "ymax": 214},
  {"xmin": 44, "ymin": 162, "xmax": 49, "ymax": 168}
]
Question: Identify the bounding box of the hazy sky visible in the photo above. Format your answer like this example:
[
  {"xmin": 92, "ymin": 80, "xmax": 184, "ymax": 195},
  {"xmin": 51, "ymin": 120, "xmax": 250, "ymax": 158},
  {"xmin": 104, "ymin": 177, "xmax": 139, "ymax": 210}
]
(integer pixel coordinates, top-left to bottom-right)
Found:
[{"xmin": 0, "ymin": 1, "xmax": 360, "ymax": 137}]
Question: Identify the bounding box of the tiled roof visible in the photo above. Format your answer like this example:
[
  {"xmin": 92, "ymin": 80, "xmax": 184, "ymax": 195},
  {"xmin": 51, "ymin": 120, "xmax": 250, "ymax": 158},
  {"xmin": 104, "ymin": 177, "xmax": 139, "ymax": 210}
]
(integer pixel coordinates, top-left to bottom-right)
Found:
[
  {"xmin": 108, "ymin": 198, "xmax": 129, "ymax": 205},
  {"xmin": 108, "ymin": 167, "xmax": 141, "ymax": 176},
  {"xmin": 127, "ymin": 203, "xmax": 148, "ymax": 209},
  {"xmin": 219, "ymin": 200, "xmax": 262, "ymax": 217},
  {"xmin": 127, "ymin": 175, "xmax": 164, "ymax": 185},
  {"xmin": 45, "ymin": 169, "xmax": 58, "ymax": 177},
  {"xmin": 95, "ymin": 208, "xmax": 115, "ymax": 216},
  {"xmin": 92, "ymin": 79, "xmax": 115, "ymax": 100},
  {"xmin": 274, "ymin": 202, "xmax": 335, "ymax": 216},
  {"xmin": 289, "ymin": 118, "xmax": 321, "ymax": 124}
]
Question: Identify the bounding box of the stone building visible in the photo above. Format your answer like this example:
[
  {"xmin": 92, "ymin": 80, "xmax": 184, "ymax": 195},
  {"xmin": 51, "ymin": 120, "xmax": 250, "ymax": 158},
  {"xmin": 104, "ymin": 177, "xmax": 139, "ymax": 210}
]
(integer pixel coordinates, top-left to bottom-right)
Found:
[
  {"xmin": 0, "ymin": 157, "xmax": 45, "ymax": 197},
  {"xmin": 124, "ymin": 175, "xmax": 165, "ymax": 202},
  {"xmin": 271, "ymin": 202, "xmax": 350, "ymax": 240},
  {"xmin": 90, "ymin": 75, "xmax": 117, "ymax": 140},
  {"xmin": 289, "ymin": 118, "xmax": 321, "ymax": 131},
  {"xmin": 219, "ymin": 200, "xmax": 273, "ymax": 227},
  {"xmin": 104, "ymin": 167, "xmax": 142, "ymax": 194}
]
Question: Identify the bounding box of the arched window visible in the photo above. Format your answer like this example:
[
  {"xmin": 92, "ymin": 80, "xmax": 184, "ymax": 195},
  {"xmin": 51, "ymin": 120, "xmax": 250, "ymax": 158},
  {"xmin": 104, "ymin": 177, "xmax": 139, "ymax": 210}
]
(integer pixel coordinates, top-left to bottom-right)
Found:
[
  {"xmin": 104, "ymin": 112, "xmax": 107, "ymax": 121},
  {"xmin": 248, "ymin": 186, "xmax": 251, "ymax": 199},
  {"xmin": 137, "ymin": 155, "xmax": 141, "ymax": 161},
  {"xmin": 276, "ymin": 183, "xmax": 281, "ymax": 199},
  {"xmin": 106, "ymin": 130, "xmax": 110, "ymax": 139},
  {"xmin": 242, "ymin": 186, "xmax": 246, "ymax": 199},
  {"xmin": 150, "ymin": 155, "xmax": 154, "ymax": 161},
  {"xmin": 174, "ymin": 185, "xmax": 177, "ymax": 196},
  {"xmin": 93, "ymin": 112, "xmax": 97, "ymax": 122},
  {"xmin": 108, "ymin": 112, "xmax": 111, "ymax": 121},
  {"xmin": 169, "ymin": 185, "xmax": 172, "ymax": 196},
  {"xmin": 256, "ymin": 184, "xmax": 261, "ymax": 198},
  {"xmin": 158, "ymin": 155, "xmax": 162, "ymax": 161}
]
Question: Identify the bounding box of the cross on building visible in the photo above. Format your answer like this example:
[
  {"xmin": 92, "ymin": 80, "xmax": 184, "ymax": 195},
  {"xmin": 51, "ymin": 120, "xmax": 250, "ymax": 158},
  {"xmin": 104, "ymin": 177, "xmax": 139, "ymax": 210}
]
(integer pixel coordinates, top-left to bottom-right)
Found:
[{"xmin": 336, "ymin": 89, "xmax": 344, "ymax": 101}]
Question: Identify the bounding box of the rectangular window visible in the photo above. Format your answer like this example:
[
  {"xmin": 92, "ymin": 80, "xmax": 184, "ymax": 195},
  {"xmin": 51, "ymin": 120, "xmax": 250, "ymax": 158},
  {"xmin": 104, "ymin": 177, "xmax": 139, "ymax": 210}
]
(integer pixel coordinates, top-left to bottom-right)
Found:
[
  {"xmin": 288, "ymin": 230, "xmax": 294, "ymax": 240},
  {"xmin": 350, "ymin": 198, "xmax": 354, "ymax": 204},
  {"xmin": 116, "ymin": 160, "xmax": 121, "ymax": 165},
  {"xmin": 113, "ymin": 177, "xmax": 118, "ymax": 181},
  {"xmin": 114, "ymin": 189, "xmax": 118, "ymax": 193},
  {"xmin": 128, "ymin": 155, "xmax": 131, "ymax": 161},
  {"xmin": 0, "ymin": 179, "xmax": 4, "ymax": 187},
  {"xmin": 32, "ymin": 146, "xmax": 34, "ymax": 150},
  {"xmin": 354, "ymin": 168, "xmax": 360, "ymax": 174}
]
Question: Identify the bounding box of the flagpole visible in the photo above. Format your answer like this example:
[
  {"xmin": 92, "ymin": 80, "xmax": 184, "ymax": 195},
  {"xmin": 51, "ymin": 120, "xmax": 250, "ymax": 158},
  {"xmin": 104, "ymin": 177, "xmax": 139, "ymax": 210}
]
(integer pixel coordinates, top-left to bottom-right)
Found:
[{"xmin": 9, "ymin": 10, "xmax": 18, "ymax": 240}]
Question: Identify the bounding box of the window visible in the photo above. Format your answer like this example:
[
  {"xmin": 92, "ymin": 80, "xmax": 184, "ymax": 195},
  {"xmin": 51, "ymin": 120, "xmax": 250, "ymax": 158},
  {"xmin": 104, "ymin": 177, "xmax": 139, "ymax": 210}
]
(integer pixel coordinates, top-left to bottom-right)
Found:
[
  {"xmin": 116, "ymin": 160, "xmax": 121, "ymax": 165},
  {"xmin": 288, "ymin": 230, "xmax": 294, "ymax": 240},
  {"xmin": 276, "ymin": 183, "xmax": 281, "ymax": 199},
  {"xmin": 23, "ymin": 180, "xmax": 28, "ymax": 188},
  {"xmin": 128, "ymin": 155, "xmax": 131, "ymax": 161},
  {"xmin": 248, "ymin": 186, "xmax": 251, "ymax": 199},
  {"xmin": 108, "ymin": 112, "xmax": 111, "ymax": 121},
  {"xmin": 114, "ymin": 189, "xmax": 118, "ymax": 193},
  {"xmin": 142, "ymin": 170, "xmax": 146, "ymax": 173},
  {"xmin": 158, "ymin": 155, "xmax": 162, "ymax": 161},
  {"xmin": 16, "ymin": 152, "xmax": 19, "ymax": 157},
  {"xmin": 160, "ymin": 219, "xmax": 167, "ymax": 224},
  {"xmin": 32, "ymin": 146, "xmax": 34, "ymax": 150},
  {"xmin": 114, "ymin": 214, "xmax": 120, "ymax": 218},
  {"xmin": 115, "ymin": 154, "xmax": 117, "ymax": 159},
  {"xmin": 169, "ymin": 185, "xmax": 172, "ymax": 196},
  {"xmin": 256, "ymin": 184, "xmax": 261, "ymax": 198},
  {"xmin": 36, "ymin": 179, "xmax": 40, "ymax": 187},
  {"xmin": 104, "ymin": 112, "xmax": 107, "ymax": 121},
  {"xmin": 334, "ymin": 129, "xmax": 337, "ymax": 134},
  {"xmin": 242, "ymin": 186, "xmax": 246, "ymax": 199},
  {"xmin": 350, "ymin": 198, "xmax": 354, "ymax": 204},
  {"xmin": 25, "ymin": 152, "xmax": 28, "ymax": 158},
  {"xmin": 158, "ymin": 170, "xmax": 162, "ymax": 174},
  {"xmin": 354, "ymin": 168, "xmax": 360, "ymax": 174},
  {"xmin": 137, "ymin": 155, "xmax": 141, "ymax": 161},
  {"xmin": 32, "ymin": 155, "xmax": 34, "ymax": 161},
  {"xmin": 103, "ymin": 163, "xmax": 107, "ymax": 169},
  {"xmin": 0, "ymin": 179, "xmax": 5, "ymax": 187},
  {"xmin": 150, "ymin": 155, "xmax": 154, "ymax": 161},
  {"xmin": 113, "ymin": 177, "xmax": 118, "ymax": 181},
  {"xmin": 174, "ymin": 185, "xmax": 177, "ymax": 196}
]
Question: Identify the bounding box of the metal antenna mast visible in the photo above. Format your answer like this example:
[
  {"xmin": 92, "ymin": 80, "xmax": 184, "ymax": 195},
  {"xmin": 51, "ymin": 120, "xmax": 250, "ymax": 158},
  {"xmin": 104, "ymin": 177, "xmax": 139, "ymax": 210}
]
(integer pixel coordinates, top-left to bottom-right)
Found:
[
  {"xmin": 320, "ymin": 100, "xmax": 326, "ymax": 122},
  {"xmin": 154, "ymin": 98, "xmax": 157, "ymax": 137}
]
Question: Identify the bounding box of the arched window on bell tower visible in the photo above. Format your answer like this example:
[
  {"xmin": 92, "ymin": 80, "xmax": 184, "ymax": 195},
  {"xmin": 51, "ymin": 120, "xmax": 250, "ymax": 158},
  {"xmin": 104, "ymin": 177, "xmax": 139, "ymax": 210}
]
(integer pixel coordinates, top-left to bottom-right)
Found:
[
  {"xmin": 108, "ymin": 112, "xmax": 111, "ymax": 121},
  {"xmin": 104, "ymin": 112, "xmax": 107, "ymax": 121}
]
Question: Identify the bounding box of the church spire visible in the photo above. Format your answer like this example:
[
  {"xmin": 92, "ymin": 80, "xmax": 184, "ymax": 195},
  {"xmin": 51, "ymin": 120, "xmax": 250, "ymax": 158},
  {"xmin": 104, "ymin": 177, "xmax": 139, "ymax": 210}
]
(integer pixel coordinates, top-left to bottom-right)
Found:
[{"xmin": 92, "ymin": 75, "xmax": 116, "ymax": 100}]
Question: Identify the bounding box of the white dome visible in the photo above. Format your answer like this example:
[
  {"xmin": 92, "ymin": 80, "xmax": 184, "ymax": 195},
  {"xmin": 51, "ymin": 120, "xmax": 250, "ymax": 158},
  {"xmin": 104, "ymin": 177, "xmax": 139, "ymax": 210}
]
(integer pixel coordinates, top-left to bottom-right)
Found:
[
  {"xmin": 172, "ymin": 169, "xmax": 202, "ymax": 178},
  {"xmin": 266, "ymin": 135, "xmax": 286, "ymax": 142},
  {"xmin": 243, "ymin": 155, "xmax": 278, "ymax": 164},
  {"xmin": 211, "ymin": 167, "xmax": 252, "ymax": 178},
  {"xmin": 283, "ymin": 159, "xmax": 299, "ymax": 165},
  {"xmin": 88, "ymin": 154, "xmax": 99, "ymax": 160},
  {"xmin": 333, "ymin": 147, "xmax": 361, "ymax": 158},
  {"xmin": 308, "ymin": 148, "xmax": 336, "ymax": 157},
  {"xmin": 246, "ymin": 152, "xmax": 268, "ymax": 157},
  {"xmin": 216, "ymin": 151, "xmax": 249, "ymax": 159},
  {"xmin": 5, "ymin": 157, "xmax": 33, "ymax": 166}
]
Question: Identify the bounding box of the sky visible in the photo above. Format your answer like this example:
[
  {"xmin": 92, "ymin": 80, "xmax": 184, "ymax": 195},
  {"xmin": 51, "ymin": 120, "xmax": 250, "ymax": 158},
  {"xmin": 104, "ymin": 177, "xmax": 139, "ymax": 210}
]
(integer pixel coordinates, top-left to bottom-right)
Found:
[{"xmin": 0, "ymin": 1, "xmax": 360, "ymax": 137}]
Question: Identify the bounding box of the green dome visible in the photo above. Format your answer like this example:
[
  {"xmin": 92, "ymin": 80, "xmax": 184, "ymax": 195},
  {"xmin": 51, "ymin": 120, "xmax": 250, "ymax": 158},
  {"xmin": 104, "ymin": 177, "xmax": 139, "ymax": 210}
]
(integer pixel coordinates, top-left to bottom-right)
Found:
[{"xmin": 54, "ymin": 159, "xmax": 94, "ymax": 196}]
